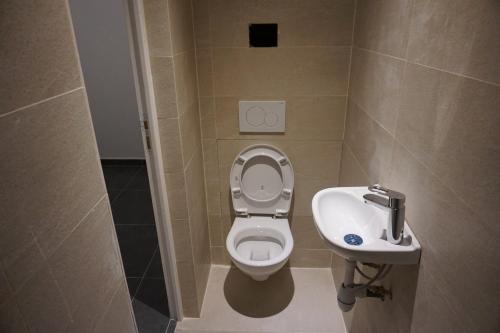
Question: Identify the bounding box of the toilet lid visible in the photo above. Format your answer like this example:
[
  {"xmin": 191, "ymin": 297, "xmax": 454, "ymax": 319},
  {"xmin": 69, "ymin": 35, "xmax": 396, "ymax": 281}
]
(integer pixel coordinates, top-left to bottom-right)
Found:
[{"xmin": 230, "ymin": 144, "xmax": 294, "ymax": 216}]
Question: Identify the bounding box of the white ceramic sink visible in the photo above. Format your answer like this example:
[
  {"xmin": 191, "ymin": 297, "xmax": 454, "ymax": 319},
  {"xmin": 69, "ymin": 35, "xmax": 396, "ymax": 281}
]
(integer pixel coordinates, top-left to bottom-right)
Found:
[{"xmin": 312, "ymin": 187, "xmax": 421, "ymax": 265}]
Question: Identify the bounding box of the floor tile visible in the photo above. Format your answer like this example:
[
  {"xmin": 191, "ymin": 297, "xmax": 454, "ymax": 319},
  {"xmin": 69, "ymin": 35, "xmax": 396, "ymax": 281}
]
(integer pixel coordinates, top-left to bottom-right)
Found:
[
  {"xmin": 133, "ymin": 299, "xmax": 170, "ymax": 333},
  {"xmin": 146, "ymin": 248, "xmax": 164, "ymax": 279},
  {"xmin": 115, "ymin": 225, "xmax": 158, "ymax": 277},
  {"xmin": 103, "ymin": 166, "xmax": 141, "ymax": 190},
  {"xmin": 126, "ymin": 278, "xmax": 142, "ymax": 297},
  {"xmin": 127, "ymin": 167, "xmax": 150, "ymax": 190},
  {"xmin": 111, "ymin": 190, "xmax": 155, "ymax": 225},
  {"xmin": 176, "ymin": 266, "xmax": 347, "ymax": 333},
  {"xmin": 108, "ymin": 190, "xmax": 122, "ymax": 203},
  {"xmin": 135, "ymin": 278, "xmax": 170, "ymax": 317}
]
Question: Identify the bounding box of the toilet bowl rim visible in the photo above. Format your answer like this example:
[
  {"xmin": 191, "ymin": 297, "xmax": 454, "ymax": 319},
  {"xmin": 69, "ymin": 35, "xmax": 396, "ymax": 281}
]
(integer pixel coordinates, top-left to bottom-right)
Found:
[{"xmin": 226, "ymin": 221, "xmax": 294, "ymax": 267}]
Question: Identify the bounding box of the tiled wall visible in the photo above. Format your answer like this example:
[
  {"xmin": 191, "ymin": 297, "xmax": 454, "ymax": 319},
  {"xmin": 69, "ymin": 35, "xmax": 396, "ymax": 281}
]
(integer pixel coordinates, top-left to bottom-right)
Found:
[
  {"xmin": 335, "ymin": 0, "xmax": 500, "ymax": 332},
  {"xmin": 192, "ymin": 0, "xmax": 356, "ymax": 267},
  {"xmin": 0, "ymin": 1, "xmax": 136, "ymax": 332},
  {"xmin": 143, "ymin": 0, "xmax": 210, "ymax": 317}
]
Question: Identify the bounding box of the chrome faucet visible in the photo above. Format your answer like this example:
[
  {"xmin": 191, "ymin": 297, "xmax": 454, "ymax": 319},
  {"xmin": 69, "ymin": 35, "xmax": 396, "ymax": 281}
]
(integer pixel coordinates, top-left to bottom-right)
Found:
[{"xmin": 363, "ymin": 184, "xmax": 406, "ymax": 244}]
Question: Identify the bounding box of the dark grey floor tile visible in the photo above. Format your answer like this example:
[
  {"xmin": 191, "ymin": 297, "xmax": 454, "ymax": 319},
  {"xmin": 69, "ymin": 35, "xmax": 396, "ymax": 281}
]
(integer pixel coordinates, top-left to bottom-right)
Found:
[
  {"xmin": 102, "ymin": 166, "xmax": 140, "ymax": 190},
  {"xmin": 135, "ymin": 278, "xmax": 169, "ymax": 317},
  {"xmin": 132, "ymin": 299, "xmax": 170, "ymax": 333},
  {"xmin": 127, "ymin": 277, "xmax": 141, "ymax": 297},
  {"xmin": 108, "ymin": 190, "xmax": 122, "ymax": 203},
  {"xmin": 111, "ymin": 190, "xmax": 155, "ymax": 225},
  {"xmin": 127, "ymin": 167, "xmax": 150, "ymax": 190},
  {"xmin": 145, "ymin": 248, "xmax": 164, "ymax": 279},
  {"xmin": 102, "ymin": 159, "xmax": 146, "ymax": 167},
  {"xmin": 115, "ymin": 225, "xmax": 158, "ymax": 277}
]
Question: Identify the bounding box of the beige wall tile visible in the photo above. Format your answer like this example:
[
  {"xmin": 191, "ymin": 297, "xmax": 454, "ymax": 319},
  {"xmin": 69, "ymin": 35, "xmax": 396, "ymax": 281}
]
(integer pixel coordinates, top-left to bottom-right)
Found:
[
  {"xmin": 215, "ymin": 96, "xmax": 346, "ymax": 141},
  {"xmin": 213, "ymin": 47, "xmax": 350, "ymax": 97},
  {"xmin": 0, "ymin": 90, "xmax": 106, "ymax": 260},
  {"xmin": 210, "ymin": 246, "xmax": 231, "ymax": 265},
  {"xmin": 289, "ymin": 249, "xmax": 332, "ymax": 268},
  {"xmin": 143, "ymin": 0, "xmax": 172, "ymax": 57},
  {"xmin": 202, "ymin": 139, "xmax": 219, "ymax": 181},
  {"xmin": 49, "ymin": 198, "xmax": 123, "ymax": 333},
  {"xmin": 192, "ymin": 0, "xmax": 211, "ymax": 48},
  {"xmin": 150, "ymin": 56, "xmax": 177, "ymax": 119},
  {"xmin": 16, "ymin": 265, "xmax": 73, "ymax": 333},
  {"xmin": 173, "ymin": 51, "xmax": 199, "ymax": 115},
  {"xmin": 0, "ymin": 0, "xmax": 82, "ymax": 114},
  {"xmin": 177, "ymin": 262, "xmax": 200, "ymax": 317},
  {"xmin": 354, "ymin": 0, "xmax": 412, "ymax": 57},
  {"xmin": 185, "ymin": 151, "xmax": 211, "ymax": 309},
  {"xmin": 158, "ymin": 117, "xmax": 184, "ymax": 173},
  {"xmin": 396, "ymin": 64, "xmax": 500, "ymax": 228},
  {"xmin": 292, "ymin": 175, "xmax": 338, "ymax": 217},
  {"xmin": 341, "ymin": 1, "xmax": 500, "ymax": 331},
  {"xmin": 193, "ymin": 258, "xmax": 210, "ymax": 312},
  {"xmin": 206, "ymin": 179, "xmax": 222, "ymax": 215},
  {"xmin": 199, "ymin": 97, "xmax": 216, "ymax": 139},
  {"xmin": 171, "ymin": 219, "xmax": 194, "ymax": 264},
  {"xmin": 208, "ymin": 215, "xmax": 223, "ymax": 247},
  {"xmin": 386, "ymin": 143, "xmax": 499, "ymax": 333},
  {"xmin": 0, "ymin": 266, "xmax": 11, "ymax": 308},
  {"xmin": 339, "ymin": 144, "xmax": 370, "ymax": 187},
  {"xmin": 1, "ymin": 2, "xmax": 134, "ymax": 331},
  {"xmin": 180, "ymin": 104, "xmax": 202, "ymax": 165},
  {"xmin": 209, "ymin": 0, "xmax": 355, "ymax": 47},
  {"xmin": 92, "ymin": 281, "xmax": 137, "ymax": 333},
  {"xmin": 291, "ymin": 216, "xmax": 327, "ymax": 250},
  {"xmin": 196, "ymin": 48, "xmax": 214, "ymax": 97},
  {"xmin": 168, "ymin": 0, "xmax": 195, "ymax": 54},
  {"xmin": 165, "ymin": 172, "xmax": 189, "ymax": 220},
  {"xmin": 407, "ymin": 0, "xmax": 500, "ymax": 84},
  {"xmin": 344, "ymin": 100, "xmax": 394, "ymax": 184},
  {"xmin": 349, "ymin": 48, "xmax": 405, "ymax": 135},
  {"xmin": 2, "ymin": 240, "xmax": 45, "ymax": 293},
  {"xmin": 0, "ymin": 300, "xmax": 30, "ymax": 333}
]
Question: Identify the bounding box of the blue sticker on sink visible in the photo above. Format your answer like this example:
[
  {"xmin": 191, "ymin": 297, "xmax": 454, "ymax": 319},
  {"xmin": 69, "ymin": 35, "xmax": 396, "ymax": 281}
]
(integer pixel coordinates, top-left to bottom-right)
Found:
[{"xmin": 344, "ymin": 234, "xmax": 363, "ymax": 246}]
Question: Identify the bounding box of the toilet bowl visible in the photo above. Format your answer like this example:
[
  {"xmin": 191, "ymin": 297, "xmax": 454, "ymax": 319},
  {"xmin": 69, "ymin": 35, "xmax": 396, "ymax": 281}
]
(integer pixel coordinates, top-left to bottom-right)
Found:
[
  {"xmin": 226, "ymin": 216, "xmax": 294, "ymax": 281},
  {"xmin": 226, "ymin": 144, "xmax": 294, "ymax": 281}
]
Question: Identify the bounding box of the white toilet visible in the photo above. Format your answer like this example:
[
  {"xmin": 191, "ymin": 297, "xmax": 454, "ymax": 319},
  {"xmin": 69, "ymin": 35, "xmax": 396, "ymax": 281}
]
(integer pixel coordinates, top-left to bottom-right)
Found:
[{"xmin": 226, "ymin": 144, "xmax": 294, "ymax": 281}]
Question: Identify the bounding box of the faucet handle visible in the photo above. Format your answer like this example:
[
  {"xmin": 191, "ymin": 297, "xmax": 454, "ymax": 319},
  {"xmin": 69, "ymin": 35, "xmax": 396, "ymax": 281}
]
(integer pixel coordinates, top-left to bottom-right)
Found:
[
  {"xmin": 367, "ymin": 184, "xmax": 390, "ymax": 195},
  {"xmin": 368, "ymin": 184, "xmax": 405, "ymax": 204}
]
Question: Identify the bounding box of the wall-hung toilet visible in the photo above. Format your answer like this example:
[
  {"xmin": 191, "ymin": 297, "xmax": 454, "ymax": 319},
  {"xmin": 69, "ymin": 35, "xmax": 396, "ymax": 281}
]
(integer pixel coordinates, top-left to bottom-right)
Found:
[{"xmin": 226, "ymin": 144, "xmax": 294, "ymax": 281}]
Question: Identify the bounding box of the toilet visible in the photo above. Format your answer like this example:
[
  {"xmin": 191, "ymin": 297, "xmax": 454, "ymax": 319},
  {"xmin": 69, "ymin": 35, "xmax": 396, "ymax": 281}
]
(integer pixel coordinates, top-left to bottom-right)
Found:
[{"xmin": 226, "ymin": 144, "xmax": 294, "ymax": 281}]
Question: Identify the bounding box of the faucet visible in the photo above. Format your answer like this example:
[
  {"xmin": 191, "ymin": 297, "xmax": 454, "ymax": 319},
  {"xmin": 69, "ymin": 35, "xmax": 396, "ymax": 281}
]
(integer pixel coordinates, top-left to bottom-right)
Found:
[{"xmin": 363, "ymin": 184, "xmax": 406, "ymax": 244}]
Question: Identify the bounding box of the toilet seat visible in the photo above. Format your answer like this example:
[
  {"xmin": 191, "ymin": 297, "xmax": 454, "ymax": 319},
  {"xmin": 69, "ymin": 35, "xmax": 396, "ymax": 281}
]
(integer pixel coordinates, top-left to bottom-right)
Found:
[{"xmin": 230, "ymin": 144, "xmax": 294, "ymax": 217}]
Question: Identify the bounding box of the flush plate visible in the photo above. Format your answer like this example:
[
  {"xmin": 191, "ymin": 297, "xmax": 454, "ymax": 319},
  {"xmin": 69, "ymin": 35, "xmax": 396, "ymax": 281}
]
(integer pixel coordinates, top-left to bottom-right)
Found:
[{"xmin": 239, "ymin": 101, "xmax": 286, "ymax": 133}]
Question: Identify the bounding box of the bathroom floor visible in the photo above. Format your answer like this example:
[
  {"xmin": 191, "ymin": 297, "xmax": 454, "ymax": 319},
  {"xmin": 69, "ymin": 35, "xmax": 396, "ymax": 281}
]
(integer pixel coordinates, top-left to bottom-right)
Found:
[
  {"xmin": 102, "ymin": 160, "xmax": 174, "ymax": 333},
  {"xmin": 176, "ymin": 265, "xmax": 347, "ymax": 333}
]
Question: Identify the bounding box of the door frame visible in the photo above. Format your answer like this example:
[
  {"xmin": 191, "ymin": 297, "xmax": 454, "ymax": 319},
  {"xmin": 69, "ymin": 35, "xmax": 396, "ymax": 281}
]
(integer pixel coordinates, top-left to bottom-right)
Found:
[{"xmin": 122, "ymin": 0, "xmax": 183, "ymax": 320}]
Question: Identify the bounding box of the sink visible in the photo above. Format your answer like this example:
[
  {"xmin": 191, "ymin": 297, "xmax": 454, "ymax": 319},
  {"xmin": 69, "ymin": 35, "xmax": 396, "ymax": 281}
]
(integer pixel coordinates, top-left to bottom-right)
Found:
[{"xmin": 312, "ymin": 187, "xmax": 421, "ymax": 265}]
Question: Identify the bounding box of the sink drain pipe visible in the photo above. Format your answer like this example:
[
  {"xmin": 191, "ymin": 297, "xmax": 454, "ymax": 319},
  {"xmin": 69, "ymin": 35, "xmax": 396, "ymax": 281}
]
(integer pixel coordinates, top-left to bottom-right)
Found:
[{"xmin": 337, "ymin": 260, "xmax": 392, "ymax": 312}]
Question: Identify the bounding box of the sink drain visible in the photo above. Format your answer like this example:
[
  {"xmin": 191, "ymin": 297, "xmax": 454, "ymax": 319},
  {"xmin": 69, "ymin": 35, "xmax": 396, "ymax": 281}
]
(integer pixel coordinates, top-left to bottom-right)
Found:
[{"xmin": 344, "ymin": 234, "xmax": 363, "ymax": 246}]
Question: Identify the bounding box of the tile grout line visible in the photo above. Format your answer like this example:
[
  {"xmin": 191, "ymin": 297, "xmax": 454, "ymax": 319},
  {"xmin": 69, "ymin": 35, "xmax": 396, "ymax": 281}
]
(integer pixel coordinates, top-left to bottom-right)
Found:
[
  {"xmin": 354, "ymin": 45, "xmax": 500, "ymax": 88},
  {"xmin": 349, "ymin": 99, "xmax": 487, "ymax": 231},
  {"xmin": 131, "ymin": 245, "xmax": 160, "ymax": 300},
  {"xmin": 46, "ymin": 194, "xmax": 108, "ymax": 260},
  {"xmin": 0, "ymin": 86, "xmax": 84, "ymax": 120}
]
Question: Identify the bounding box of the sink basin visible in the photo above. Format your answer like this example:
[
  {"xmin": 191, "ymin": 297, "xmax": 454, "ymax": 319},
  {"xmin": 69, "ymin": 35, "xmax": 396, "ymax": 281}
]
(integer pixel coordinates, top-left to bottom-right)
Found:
[{"xmin": 312, "ymin": 187, "xmax": 421, "ymax": 265}]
